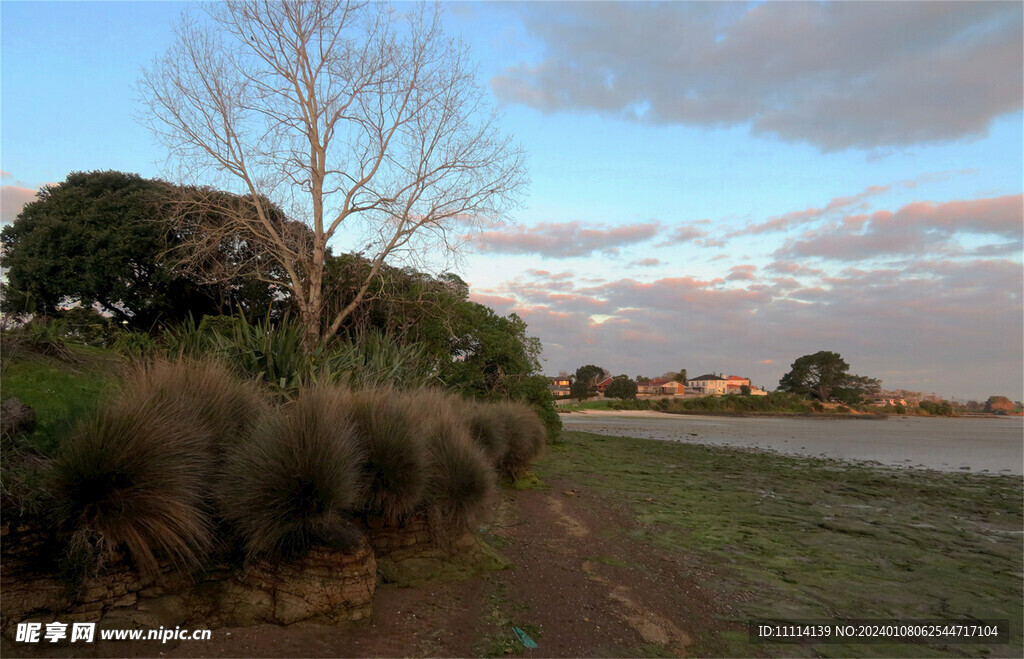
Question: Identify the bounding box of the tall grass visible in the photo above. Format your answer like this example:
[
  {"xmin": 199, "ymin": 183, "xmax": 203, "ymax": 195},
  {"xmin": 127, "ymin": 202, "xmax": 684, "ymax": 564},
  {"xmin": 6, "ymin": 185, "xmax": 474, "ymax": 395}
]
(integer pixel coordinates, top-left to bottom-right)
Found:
[
  {"xmin": 52, "ymin": 399, "xmax": 214, "ymax": 574},
  {"xmin": 217, "ymin": 387, "xmax": 366, "ymax": 560},
  {"xmin": 118, "ymin": 358, "xmax": 266, "ymax": 453},
  {"xmin": 459, "ymin": 399, "xmax": 509, "ymax": 467},
  {"xmin": 402, "ymin": 389, "xmax": 495, "ymax": 540},
  {"xmin": 343, "ymin": 387, "xmax": 429, "ymax": 524},
  {"xmin": 493, "ymin": 401, "xmax": 546, "ymax": 481}
]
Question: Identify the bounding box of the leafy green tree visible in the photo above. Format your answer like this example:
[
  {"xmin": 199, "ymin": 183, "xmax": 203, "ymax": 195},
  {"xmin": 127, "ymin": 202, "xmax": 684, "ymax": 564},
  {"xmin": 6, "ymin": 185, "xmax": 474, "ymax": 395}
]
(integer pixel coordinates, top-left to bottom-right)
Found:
[
  {"xmin": 571, "ymin": 364, "xmax": 607, "ymax": 401},
  {"xmin": 832, "ymin": 374, "xmax": 882, "ymax": 405},
  {"xmin": 740, "ymin": 384, "xmax": 751, "ymax": 396},
  {"xmin": 985, "ymin": 396, "xmax": 1015, "ymax": 414},
  {"xmin": 673, "ymin": 369, "xmax": 688, "ymax": 384},
  {"xmin": 0, "ymin": 171, "xmax": 279, "ymax": 330},
  {"xmin": 604, "ymin": 375, "xmax": 638, "ymax": 400},
  {"xmin": 778, "ymin": 351, "xmax": 879, "ymax": 402},
  {"xmin": 575, "ymin": 364, "xmax": 607, "ymax": 387}
]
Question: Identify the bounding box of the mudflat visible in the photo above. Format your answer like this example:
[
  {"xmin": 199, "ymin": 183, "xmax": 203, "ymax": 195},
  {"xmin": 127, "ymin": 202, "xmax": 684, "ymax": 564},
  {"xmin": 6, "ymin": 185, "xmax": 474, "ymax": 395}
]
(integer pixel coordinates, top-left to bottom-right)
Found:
[{"xmin": 562, "ymin": 412, "xmax": 1024, "ymax": 474}]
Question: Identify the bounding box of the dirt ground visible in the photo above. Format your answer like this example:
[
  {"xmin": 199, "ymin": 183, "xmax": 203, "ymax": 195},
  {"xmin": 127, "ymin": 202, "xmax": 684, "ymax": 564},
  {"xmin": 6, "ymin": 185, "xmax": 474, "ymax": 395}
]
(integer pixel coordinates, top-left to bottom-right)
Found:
[{"xmin": 5, "ymin": 477, "xmax": 739, "ymax": 658}]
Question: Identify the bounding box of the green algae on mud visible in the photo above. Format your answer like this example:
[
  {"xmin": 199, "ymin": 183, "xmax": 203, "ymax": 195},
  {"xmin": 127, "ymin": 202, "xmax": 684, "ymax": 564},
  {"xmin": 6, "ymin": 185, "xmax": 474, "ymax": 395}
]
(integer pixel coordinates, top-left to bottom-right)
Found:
[{"xmin": 538, "ymin": 431, "xmax": 1024, "ymax": 657}]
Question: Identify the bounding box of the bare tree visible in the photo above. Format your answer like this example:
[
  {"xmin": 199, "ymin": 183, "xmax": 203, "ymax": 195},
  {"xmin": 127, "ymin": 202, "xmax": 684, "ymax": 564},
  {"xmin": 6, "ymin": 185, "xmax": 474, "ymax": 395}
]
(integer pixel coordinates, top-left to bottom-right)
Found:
[{"xmin": 140, "ymin": 0, "xmax": 525, "ymax": 347}]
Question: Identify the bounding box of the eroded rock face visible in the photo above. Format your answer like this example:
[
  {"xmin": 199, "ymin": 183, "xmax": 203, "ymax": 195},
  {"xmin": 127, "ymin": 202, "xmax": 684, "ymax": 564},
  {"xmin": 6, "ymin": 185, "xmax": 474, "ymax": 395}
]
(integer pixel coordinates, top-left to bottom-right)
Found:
[{"xmin": 1, "ymin": 536, "xmax": 376, "ymax": 636}]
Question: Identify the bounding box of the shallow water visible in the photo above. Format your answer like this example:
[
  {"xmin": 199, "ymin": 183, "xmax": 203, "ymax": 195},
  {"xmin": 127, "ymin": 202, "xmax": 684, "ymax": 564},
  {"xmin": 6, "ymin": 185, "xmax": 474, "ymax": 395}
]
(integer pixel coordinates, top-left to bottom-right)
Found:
[{"xmin": 561, "ymin": 413, "xmax": 1024, "ymax": 475}]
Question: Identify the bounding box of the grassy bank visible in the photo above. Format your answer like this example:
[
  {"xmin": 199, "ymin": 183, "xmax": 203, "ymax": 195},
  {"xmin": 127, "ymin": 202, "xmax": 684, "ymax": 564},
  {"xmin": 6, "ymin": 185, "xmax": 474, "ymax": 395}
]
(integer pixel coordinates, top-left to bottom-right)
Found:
[{"xmin": 537, "ymin": 431, "xmax": 1023, "ymax": 657}]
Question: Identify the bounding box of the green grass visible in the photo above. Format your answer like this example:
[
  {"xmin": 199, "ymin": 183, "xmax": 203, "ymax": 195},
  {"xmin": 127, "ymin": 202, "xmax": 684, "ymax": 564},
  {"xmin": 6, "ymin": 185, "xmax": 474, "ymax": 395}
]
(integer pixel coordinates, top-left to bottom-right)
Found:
[
  {"xmin": 1, "ymin": 345, "xmax": 120, "ymax": 454},
  {"xmin": 559, "ymin": 399, "xmax": 615, "ymax": 412},
  {"xmin": 538, "ymin": 431, "xmax": 1023, "ymax": 657}
]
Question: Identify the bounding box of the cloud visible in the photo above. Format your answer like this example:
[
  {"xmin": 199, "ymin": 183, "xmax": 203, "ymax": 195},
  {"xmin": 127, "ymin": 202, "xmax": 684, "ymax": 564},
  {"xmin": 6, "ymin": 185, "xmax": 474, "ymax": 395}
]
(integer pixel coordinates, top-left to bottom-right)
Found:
[
  {"xmin": 658, "ymin": 223, "xmax": 708, "ymax": 245},
  {"xmin": 493, "ymin": 2, "xmax": 1022, "ymax": 150},
  {"xmin": 482, "ymin": 254, "xmax": 1022, "ymax": 400},
  {"xmin": 472, "ymin": 220, "xmax": 660, "ymax": 257},
  {"xmin": 628, "ymin": 257, "xmax": 661, "ymax": 268},
  {"xmin": 776, "ymin": 194, "xmax": 1023, "ymax": 261},
  {"xmin": 726, "ymin": 264, "xmax": 757, "ymax": 281},
  {"xmin": 1, "ymin": 185, "xmax": 39, "ymax": 225},
  {"xmin": 728, "ymin": 172, "xmax": 980, "ymax": 239}
]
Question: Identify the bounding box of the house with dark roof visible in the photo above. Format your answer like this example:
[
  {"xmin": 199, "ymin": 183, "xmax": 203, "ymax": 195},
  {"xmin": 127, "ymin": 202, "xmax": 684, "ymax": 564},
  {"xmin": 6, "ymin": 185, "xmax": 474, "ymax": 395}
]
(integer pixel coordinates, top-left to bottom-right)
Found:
[{"xmin": 688, "ymin": 374, "xmax": 728, "ymax": 396}]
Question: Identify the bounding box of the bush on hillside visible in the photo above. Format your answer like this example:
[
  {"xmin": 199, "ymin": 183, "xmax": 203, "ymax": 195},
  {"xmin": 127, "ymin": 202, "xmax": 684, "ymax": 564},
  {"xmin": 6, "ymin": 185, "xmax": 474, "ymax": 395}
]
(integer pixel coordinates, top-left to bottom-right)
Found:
[{"xmin": 217, "ymin": 387, "xmax": 366, "ymax": 560}]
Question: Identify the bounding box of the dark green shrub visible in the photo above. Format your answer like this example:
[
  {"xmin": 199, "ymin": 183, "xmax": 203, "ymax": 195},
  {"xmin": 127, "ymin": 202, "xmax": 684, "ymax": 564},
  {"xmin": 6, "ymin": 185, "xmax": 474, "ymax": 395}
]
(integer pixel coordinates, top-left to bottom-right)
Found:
[
  {"xmin": 344, "ymin": 387, "xmax": 429, "ymax": 524},
  {"xmin": 217, "ymin": 387, "xmax": 365, "ymax": 560},
  {"xmin": 20, "ymin": 318, "xmax": 77, "ymax": 362},
  {"xmin": 53, "ymin": 398, "xmax": 214, "ymax": 574},
  {"xmin": 324, "ymin": 331, "xmax": 439, "ymax": 391},
  {"xmin": 112, "ymin": 330, "xmax": 158, "ymax": 359},
  {"xmin": 59, "ymin": 307, "xmax": 116, "ymax": 347}
]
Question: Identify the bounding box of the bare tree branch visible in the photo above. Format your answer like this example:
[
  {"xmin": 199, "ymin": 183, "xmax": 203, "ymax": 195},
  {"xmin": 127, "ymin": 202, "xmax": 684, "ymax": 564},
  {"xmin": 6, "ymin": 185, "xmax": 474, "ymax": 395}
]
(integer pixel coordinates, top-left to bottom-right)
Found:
[{"xmin": 140, "ymin": 0, "xmax": 525, "ymax": 347}]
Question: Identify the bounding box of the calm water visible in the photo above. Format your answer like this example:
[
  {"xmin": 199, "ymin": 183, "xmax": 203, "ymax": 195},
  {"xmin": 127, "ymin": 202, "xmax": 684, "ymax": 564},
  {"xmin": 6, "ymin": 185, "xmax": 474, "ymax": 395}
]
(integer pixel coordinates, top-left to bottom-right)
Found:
[{"xmin": 561, "ymin": 413, "xmax": 1024, "ymax": 475}]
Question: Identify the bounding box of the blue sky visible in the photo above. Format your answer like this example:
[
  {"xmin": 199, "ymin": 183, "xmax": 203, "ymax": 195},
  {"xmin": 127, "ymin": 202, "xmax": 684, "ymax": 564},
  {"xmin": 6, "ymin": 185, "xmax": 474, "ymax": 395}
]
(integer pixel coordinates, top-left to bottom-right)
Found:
[{"xmin": 3, "ymin": 1, "xmax": 1022, "ymax": 401}]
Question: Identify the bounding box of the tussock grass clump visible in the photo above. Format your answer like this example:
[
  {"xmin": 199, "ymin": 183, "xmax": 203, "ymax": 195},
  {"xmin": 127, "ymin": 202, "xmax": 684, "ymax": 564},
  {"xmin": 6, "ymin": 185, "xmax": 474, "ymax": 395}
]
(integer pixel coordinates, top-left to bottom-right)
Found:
[
  {"xmin": 343, "ymin": 387, "xmax": 429, "ymax": 524},
  {"xmin": 218, "ymin": 387, "xmax": 366, "ymax": 560},
  {"xmin": 459, "ymin": 399, "xmax": 509, "ymax": 468},
  {"xmin": 53, "ymin": 399, "xmax": 214, "ymax": 574},
  {"xmin": 402, "ymin": 389, "xmax": 495, "ymax": 541},
  {"xmin": 118, "ymin": 358, "xmax": 266, "ymax": 453},
  {"xmin": 494, "ymin": 401, "xmax": 546, "ymax": 481}
]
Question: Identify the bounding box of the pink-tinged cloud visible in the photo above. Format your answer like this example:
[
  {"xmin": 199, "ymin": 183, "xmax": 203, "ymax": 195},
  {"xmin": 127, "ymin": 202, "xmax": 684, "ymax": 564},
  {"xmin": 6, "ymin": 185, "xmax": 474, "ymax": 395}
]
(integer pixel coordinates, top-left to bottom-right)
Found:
[
  {"xmin": 1, "ymin": 186, "xmax": 39, "ymax": 225},
  {"xmin": 628, "ymin": 257, "xmax": 661, "ymax": 267},
  {"xmin": 659, "ymin": 223, "xmax": 708, "ymax": 245},
  {"xmin": 0, "ymin": 171, "xmax": 12, "ymax": 179},
  {"xmin": 468, "ymin": 292, "xmax": 517, "ymax": 310},
  {"xmin": 473, "ymin": 221, "xmax": 660, "ymax": 257},
  {"xmin": 726, "ymin": 264, "xmax": 757, "ymax": 281},
  {"xmin": 764, "ymin": 261, "xmax": 824, "ymax": 277},
  {"xmin": 776, "ymin": 194, "xmax": 1024, "ymax": 261},
  {"xmin": 729, "ymin": 183, "xmax": 893, "ymax": 238},
  {"xmin": 485, "ymin": 256, "xmax": 1021, "ymax": 400}
]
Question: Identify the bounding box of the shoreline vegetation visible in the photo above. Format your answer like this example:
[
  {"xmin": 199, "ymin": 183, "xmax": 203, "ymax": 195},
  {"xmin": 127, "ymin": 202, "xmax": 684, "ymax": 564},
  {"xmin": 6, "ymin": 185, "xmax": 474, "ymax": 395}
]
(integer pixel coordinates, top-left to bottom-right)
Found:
[
  {"xmin": 538, "ymin": 431, "xmax": 1023, "ymax": 657},
  {"xmin": 556, "ymin": 397, "xmax": 1019, "ymax": 418}
]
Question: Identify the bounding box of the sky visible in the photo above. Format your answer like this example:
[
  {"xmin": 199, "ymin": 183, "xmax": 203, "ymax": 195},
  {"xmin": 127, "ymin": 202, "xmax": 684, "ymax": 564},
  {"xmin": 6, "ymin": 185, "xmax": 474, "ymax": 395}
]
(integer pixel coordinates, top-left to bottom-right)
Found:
[{"xmin": 2, "ymin": 1, "xmax": 1022, "ymax": 401}]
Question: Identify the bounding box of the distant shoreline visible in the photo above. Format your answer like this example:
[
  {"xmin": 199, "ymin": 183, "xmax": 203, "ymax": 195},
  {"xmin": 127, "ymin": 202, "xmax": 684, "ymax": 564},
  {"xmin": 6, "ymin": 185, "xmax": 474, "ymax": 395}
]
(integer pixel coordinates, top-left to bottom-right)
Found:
[{"xmin": 558, "ymin": 409, "xmax": 1018, "ymax": 420}]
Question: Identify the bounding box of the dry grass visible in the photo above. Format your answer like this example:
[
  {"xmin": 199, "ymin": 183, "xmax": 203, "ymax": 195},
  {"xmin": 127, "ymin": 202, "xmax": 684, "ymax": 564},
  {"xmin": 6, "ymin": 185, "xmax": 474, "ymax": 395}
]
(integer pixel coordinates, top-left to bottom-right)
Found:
[
  {"xmin": 459, "ymin": 399, "xmax": 509, "ymax": 468},
  {"xmin": 118, "ymin": 358, "xmax": 267, "ymax": 453},
  {"xmin": 403, "ymin": 389, "xmax": 495, "ymax": 542},
  {"xmin": 52, "ymin": 398, "xmax": 215, "ymax": 575},
  {"xmin": 494, "ymin": 401, "xmax": 546, "ymax": 481},
  {"xmin": 343, "ymin": 387, "xmax": 430, "ymax": 525},
  {"xmin": 217, "ymin": 387, "xmax": 366, "ymax": 560}
]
